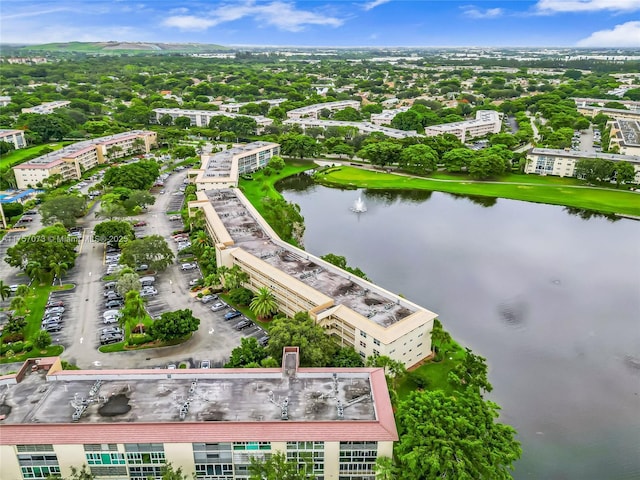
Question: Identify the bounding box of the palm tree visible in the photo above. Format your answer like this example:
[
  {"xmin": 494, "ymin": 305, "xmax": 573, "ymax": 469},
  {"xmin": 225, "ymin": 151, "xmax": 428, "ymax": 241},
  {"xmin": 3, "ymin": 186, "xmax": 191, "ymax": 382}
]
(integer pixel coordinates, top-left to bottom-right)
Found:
[
  {"xmin": 374, "ymin": 457, "xmax": 396, "ymax": 480},
  {"xmin": 15, "ymin": 284, "xmax": 29, "ymax": 298},
  {"xmin": 122, "ymin": 291, "xmax": 146, "ymax": 328},
  {"xmin": 192, "ymin": 231, "xmax": 210, "ymax": 251},
  {"xmin": 0, "ymin": 280, "xmax": 10, "ymax": 302},
  {"xmin": 10, "ymin": 295, "xmax": 27, "ymax": 312},
  {"xmin": 25, "ymin": 261, "xmax": 46, "ymax": 284},
  {"xmin": 50, "ymin": 261, "xmax": 69, "ymax": 286},
  {"xmin": 250, "ymin": 287, "xmax": 278, "ymax": 321},
  {"xmin": 190, "ymin": 209, "xmax": 206, "ymax": 231}
]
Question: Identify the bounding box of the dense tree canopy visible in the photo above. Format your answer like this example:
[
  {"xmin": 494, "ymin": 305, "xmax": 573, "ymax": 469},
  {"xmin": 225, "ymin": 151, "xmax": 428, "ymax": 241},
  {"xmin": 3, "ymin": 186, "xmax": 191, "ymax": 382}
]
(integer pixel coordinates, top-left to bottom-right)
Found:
[
  {"xmin": 93, "ymin": 220, "xmax": 134, "ymax": 246},
  {"xmin": 119, "ymin": 234, "xmax": 175, "ymax": 271},
  {"xmin": 102, "ymin": 160, "xmax": 160, "ymax": 190},
  {"xmin": 151, "ymin": 309, "xmax": 200, "ymax": 341},
  {"xmin": 40, "ymin": 195, "xmax": 86, "ymax": 228}
]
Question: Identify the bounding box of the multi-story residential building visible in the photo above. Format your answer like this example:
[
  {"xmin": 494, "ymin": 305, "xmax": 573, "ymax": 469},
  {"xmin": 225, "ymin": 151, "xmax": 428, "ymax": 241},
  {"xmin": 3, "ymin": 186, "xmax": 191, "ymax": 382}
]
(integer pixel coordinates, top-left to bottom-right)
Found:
[
  {"xmin": 608, "ymin": 119, "xmax": 640, "ymax": 156},
  {"xmin": 152, "ymin": 108, "xmax": 273, "ymax": 132},
  {"xmin": 573, "ymin": 97, "xmax": 640, "ymax": 111},
  {"xmin": 286, "ymin": 101, "xmax": 361, "ymax": 120},
  {"xmin": 21, "ymin": 101, "xmax": 71, "ymax": 115},
  {"xmin": 0, "ymin": 353, "xmax": 396, "ymax": 480},
  {"xmin": 525, "ymin": 148, "xmax": 640, "ymax": 183},
  {"xmin": 189, "ymin": 142, "xmax": 280, "ymax": 190},
  {"xmin": 369, "ymin": 107, "xmax": 410, "ymax": 126},
  {"xmin": 218, "ymin": 98, "xmax": 286, "ymax": 113},
  {"xmin": 283, "ymin": 118, "xmax": 420, "ymax": 139},
  {"xmin": 576, "ymin": 105, "xmax": 640, "ymax": 121},
  {"xmin": 12, "ymin": 131, "xmax": 157, "ymax": 189},
  {"xmin": 188, "ymin": 182, "xmax": 437, "ymax": 369},
  {"xmin": 424, "ymin": 110, "xmax": 503, "ymax": 142},
  {"xmin": 0, "ymin": 129, "xmax": 26, "ymax": 149}
]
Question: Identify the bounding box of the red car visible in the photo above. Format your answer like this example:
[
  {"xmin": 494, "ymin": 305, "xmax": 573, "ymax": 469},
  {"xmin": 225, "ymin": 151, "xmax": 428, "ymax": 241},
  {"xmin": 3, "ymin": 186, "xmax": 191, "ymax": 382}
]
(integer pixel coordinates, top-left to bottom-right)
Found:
[{"xmin": 133, "ymin": 221, "xmax": 147, "ymax": 227}]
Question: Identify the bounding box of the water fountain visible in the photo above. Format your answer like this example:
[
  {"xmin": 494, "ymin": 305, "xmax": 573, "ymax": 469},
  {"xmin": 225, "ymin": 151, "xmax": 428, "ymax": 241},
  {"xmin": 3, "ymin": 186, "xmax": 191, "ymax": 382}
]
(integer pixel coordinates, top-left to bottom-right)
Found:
[{"xmin": 351, "ymin": 196, "xmax": 367, "ymax": 213}]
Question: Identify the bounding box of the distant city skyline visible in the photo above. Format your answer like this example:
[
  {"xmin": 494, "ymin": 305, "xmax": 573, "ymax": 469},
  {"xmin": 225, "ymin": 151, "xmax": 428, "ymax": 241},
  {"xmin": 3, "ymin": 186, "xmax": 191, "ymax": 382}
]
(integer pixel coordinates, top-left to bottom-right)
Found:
[{"xmin": 1, "ymin": 0, "xmax": 640, "ymax": 48}]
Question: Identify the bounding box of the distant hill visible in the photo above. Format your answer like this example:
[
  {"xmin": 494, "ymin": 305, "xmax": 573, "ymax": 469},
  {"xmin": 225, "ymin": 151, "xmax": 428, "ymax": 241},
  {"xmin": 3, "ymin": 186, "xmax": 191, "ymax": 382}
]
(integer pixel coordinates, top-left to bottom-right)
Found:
[{"xmin": 18, "ymin": 41, "xmax": 228, "ymax": 53}]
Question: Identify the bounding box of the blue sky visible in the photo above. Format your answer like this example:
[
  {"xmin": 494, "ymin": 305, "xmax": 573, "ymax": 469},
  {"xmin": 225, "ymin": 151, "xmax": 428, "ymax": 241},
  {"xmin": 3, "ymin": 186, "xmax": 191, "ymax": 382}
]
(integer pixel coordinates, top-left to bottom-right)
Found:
[{"xmin": 1, "ymin": 0, "xmax": 639, "ymax": 47}]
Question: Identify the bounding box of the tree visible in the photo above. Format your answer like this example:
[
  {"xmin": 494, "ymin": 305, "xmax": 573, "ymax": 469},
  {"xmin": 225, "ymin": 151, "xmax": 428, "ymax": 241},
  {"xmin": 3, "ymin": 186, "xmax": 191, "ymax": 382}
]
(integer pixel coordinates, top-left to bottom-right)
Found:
[
  {"xmin": 267, "ymin": 312, "xmax": 337, "ymax": 367},
  {"xmin": 394, "ymin": 390, "xmax": 521, "ymax": 480},
  {"xmin": 331, "ymin": 347, "xmax": 364, "ymax": 367},
  {"xmin": 443, "ymin": 147, "xmax": 476, "ymax": 173},
  {"xmin": 23, "ymin": 113, "xmax": 73, "ymax": 141},
  {"xmin": 10, "ymin": 295, "xmax": 27, "ymax": 312},
  {"xmin": 25, "ymin": 261, "xmax": 47, "ymax": 284},
  {"xmin": 332, "ymin": 107, "xmax": 361, "ymax": 121},
  {"xmin": 160, "ymin": 463, "xmax": 191, "ymax": 480},
  {"xmin": 614, "ymin": 161, "xmax": 636, "ymax": 187},
  {"xmin": 40, "ymin": 195, "xmax": 86, "ymax": 228},
  {"xmin": 430, "ymin": 319, "xmax": 452, "ymax": 358},
  {"xmin": 280, "ymin": 134, "xmax": 319, "ymax": 159},
  {"xmin": 0, "ymin": 140, "xmax": 15, "ymax": 155},
  {"xmin": 6, "ymin": 224, "xmax": 77, "ymax": 281},
  {"xmin": 225, "ymin": 337, "xmax": 268, "ymax": 367},
  {"xmin": 172, "ymin": 145, "xmax": 197, "ymax": 159},
  {"xmin": 102, "ymin": 160, "xmax": 160, "ymax": 190},
  {"xmin": 366, "ymin": 355, "xmax": 406, "ymax": 390},
  {"xmin": 0, "ymin": 280, "xmax": 10, "ymax": 302},
  {"xmin": 358, "ymin": 142, "xmax": 402, "ymax": 167},
  {"xmin": 151, "ymin": 309, "xmax": 200, "ymax": 342},
  {"xmin": 267, "ymin": 155, "xmax": 285, "ymax": 172},
  {"xmin": 123, "ymin": 190, "xmax": 155, "ymax": 211},
  {"xmin": 121, "ymin": 291, "xmax": 146, "ymax": 326},
  {"xmin": 399, "ymin": 144, "xmax": 438, "ymax": 175},
  {"xmin": 219, "ymin": 264, "xmax": 249, "ymax": 290},
  {"xmin": 374, "ymin": 456, "xmax": 397, "ymax": 480},
  {"xmin": 96, "ymin": 202, "xmax": 128, "ymax": 221},
  {"xmin": 449, "ymin": 347, "xmax": 493, "ymax": 393},
  {"xmin": 159, "ymin": 113, "xmax": 173, "ymax": 126},
  {"xmin": 33, "ymin": 330, "xmax": 52, "ymax": 350},
  {"xmin": 93, "ymin": 220, "xmax": 134, "ymax": 246},
  {"xmin": 120, "ymin": 235, "xmax": 175, "ymax": 271},
  {"xmin": 117, "ymin": 272, "xmax": 141, "ymax": 297},
  {"xmin": 250, "ymin": 287, "xmax": 278, "ymax": 321},
  {"xmin": 174, "ymin": 116, "xmax": 192, "ymax": 129},
  {"xmin": 249, "ymin": 451, "xmax": 315, "ymax": 480},
  {"xmin": 50, "ymin": 260, "xmax": 69, "ymax": 286}
]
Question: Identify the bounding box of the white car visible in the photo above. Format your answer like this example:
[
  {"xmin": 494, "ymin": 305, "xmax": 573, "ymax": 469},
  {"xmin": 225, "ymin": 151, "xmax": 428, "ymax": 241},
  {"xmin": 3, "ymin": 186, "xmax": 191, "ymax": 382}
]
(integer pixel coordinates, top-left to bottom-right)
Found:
[
  {"xmin": 103, "ymin": 309, "xmax": 122, "ymax": 320},
  {"xmin": 140, "ymin": 288, "xmax": 158, "ymax": 297},
  {"xmin": 189, "ymin": 278, "xmax": 201, "ymax": 286},
  {"xmin": 181, "ymin": 263, "xmax": 197, "ymax": 271}
]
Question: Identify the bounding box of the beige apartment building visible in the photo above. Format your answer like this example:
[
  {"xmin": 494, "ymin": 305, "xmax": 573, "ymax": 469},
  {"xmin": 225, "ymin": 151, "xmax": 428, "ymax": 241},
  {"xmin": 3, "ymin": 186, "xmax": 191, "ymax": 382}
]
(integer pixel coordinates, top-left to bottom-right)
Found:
[
  {"xmin": 424, "ymin": 110, "xmax": 503, "ymax": 142},
  {"xmin": 0, "ymin": 129, "xmax": 26, "ymax": 149},
  {"xmin": 0, "ymin": 354, "xmax": 396, "ymax": 480},
  {"xmin": 12, "ymin": 131, "xmax": 157, "ymax": 189},
  {"xmin": 189, "ymin": 142, "xmax": 281, "ymax": 190},
  {"xmin": 525, "ymin": 148, "xmax": 640, "ymax": 183},
  {"xmin": 576, "ymin": 105, "xmax": 640, "ymax": 121},
  {"xmin": 188, "ymin": 151, "xmax": 437, "ymax": 368}
]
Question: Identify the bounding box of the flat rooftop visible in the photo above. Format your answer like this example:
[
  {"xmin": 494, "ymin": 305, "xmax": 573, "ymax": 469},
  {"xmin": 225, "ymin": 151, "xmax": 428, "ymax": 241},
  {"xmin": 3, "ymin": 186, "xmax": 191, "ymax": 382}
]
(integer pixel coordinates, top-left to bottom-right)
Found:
[
  {"xmin": 530, "ymin": 147, "xmax": 640, "ymax": 164},
  {"xmin": 207, "ymin": 190, "xmax": 416, "ymax": 327},
  {"xmin": 617, "ymin": 119, "xmax": 640, "ymax": 146}
]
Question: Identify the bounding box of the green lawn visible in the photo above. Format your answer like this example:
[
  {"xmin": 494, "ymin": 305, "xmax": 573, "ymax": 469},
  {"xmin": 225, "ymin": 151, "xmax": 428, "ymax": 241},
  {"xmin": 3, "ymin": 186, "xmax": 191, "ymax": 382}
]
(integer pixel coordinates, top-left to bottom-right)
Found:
[
  {"xmin": 0, "ymin": 345, "xmax": 64, "ymax": 364},
  {"xmin": 317, "ymin": 167, "xmax": 640, "ymax": 217},
  {"xmin": 0, "ymin": 142, "xmax": 68, "ymax": 170},
  {"xmin": 239, "ymin": 159, "xmax": 317, "ymax": 219}
]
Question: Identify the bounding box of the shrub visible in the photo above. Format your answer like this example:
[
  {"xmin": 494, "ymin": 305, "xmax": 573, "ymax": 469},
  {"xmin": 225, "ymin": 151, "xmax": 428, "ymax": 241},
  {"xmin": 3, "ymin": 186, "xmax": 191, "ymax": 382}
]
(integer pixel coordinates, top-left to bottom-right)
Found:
[
  {"xmin": 10, "ymin": 341, "xmax": 24, "ymax": 353},
  {"xmin": 23, "ymin": 341, "xmax": 33, "ymax": 352},
  {"xmin": 128, "ymin": 334, "xmax": 155, "ymax": 346},
  {"xmin": 229, "ymin": 287, "xmax": 254, "ymax": 306},
  {"xmin": 2, "ymin": 332, "xmax": 24, "ymax": 343}
]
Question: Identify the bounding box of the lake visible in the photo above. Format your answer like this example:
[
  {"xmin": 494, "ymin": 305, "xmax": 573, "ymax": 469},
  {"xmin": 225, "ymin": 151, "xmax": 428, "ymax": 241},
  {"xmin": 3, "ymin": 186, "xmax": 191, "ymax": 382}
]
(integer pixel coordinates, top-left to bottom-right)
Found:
[{"xmin": 279, "ymin": 174, "xmax": 640, "ymax": 479}]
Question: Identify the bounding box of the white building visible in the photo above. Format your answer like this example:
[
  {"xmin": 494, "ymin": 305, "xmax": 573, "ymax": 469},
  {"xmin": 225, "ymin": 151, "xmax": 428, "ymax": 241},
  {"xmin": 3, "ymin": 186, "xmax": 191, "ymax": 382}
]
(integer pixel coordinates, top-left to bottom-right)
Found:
[
  {"xmin": 21, "ymin": 101, "xmax": 71, "ymax": 114},
  {"xmin": 152, "ymin": 108, "xmax": 273, "ymax": 132},
  {"xmin": 283, "ymin": 118, "xmax": 420, "ymax": 139},
  {"xmin": 0, "ymin": 96, "xmax": 11, "ymax": 107},
  {"xmin": 218, "ymin": 98, "xmax": 286, "ymax": 113},
  {"xmin": 424, "ymin": 110, "xmax": 503, "ymax": 142},
  {"xmin": 286, "ymin": 100, "xmax": 361, "ymax": 120},
  {"xmin": 525, "ymin": 148, "xmax": 640, "ymax": 183},
  {"xmin": 370, "ymin": 107, "xmax": 410, "ymax": 126},
  {"xmin": 0, "ymin": 129, "xmax": 26, "ymax": 149},
  {"xmin": 608, "ymin": 119, "xmax": 640, "ymax": 156},
  {"xmin": 189, "ymin": 142, "xmax": 280, "ymax": 190}
]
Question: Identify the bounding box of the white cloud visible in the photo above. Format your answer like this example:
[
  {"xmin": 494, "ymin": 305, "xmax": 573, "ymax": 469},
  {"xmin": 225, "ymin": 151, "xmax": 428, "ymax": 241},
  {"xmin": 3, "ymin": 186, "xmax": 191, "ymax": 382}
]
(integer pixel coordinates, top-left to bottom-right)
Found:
[
  {"xmin": 169, "ymin": 7, "xmax": 189, "ymax": 14},
  {"xmin": 461, "ymin": 5, "xmax": 504, "ymax": 18},
  {"xmin": 362, "ymin": 0, "xmax": 392, "ymax": 11},
  {"xmin": 536, "ymin": 0, "xmax": 640, "ymax": 13},
  {"xmin": 162, "ymin": 1, "xmax": 343, "ymax": 32},
  {"xmin": 163, "ymin": 15, "xmax": 218, "ymax": 31},
  {"xmin": 577, "ymin": 21, "xmax": 640, "ymax": 47},
  {"xmin": 2, "ymin": 6, "xmax": 77, "ymax": 20}
]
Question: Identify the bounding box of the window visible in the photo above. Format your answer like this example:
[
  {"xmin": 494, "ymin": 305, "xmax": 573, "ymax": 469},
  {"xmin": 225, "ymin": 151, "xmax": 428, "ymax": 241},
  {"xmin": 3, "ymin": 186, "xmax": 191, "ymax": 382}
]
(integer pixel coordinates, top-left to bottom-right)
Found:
[
  {"xmin": 373, "ymin": 349, "xmax": 379, "ymax": 357},
  {"xmin": 360, "ymin": 341, "xmax": 366, "ymax": 348},
  {"xmin": 339, "ymin": 442, "xmax": 377, "ymax": 477},
  {"xmin": 232, "ymin": 442, "xmax": 271, "ymax": 451},
  {"xmin": 360, "ymin": 331, "xmax": 367, "ymax": 338},
  {"xmin": 17, "ymin": 451, "xmax": 60, "ymax": 480},
  {"xmin": 359, "ymin": 351, "xmax": 366, "ymax": 358},
  {"xmin": 287, "ymin": 441, "xmax": 324, "ymax": 476},
  {"xmin": 86, "ymin": 452, "xmax": 126, "ymax": 465},
  {"xmin": 129, "ymin": 466, "xmax": 164, "ymax": 479},
  {"xmin": 373, "ymin": 338, "xmax": 380, "ymax": 346}
]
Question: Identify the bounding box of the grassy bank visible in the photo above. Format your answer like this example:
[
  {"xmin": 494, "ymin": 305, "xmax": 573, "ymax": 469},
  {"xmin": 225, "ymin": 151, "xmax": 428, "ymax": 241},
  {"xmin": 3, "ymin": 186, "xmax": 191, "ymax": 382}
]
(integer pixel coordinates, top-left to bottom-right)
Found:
[
  {"xmin": 0, "ymin": 142, "xmax": 68, "ymax": 170},
  {"xmin": 316, "ymin": 166, "xmax": 640, "ymax": 217},
  {"xmin": 238, "ymin": 159, "xmax": 317, "ymax": 219}
]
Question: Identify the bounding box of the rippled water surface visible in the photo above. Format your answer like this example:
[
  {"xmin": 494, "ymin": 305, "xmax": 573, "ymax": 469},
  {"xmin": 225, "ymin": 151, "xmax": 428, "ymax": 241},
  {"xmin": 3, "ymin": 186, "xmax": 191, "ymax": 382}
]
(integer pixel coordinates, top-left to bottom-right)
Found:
[{"xmin": 279, "ymin": 175, "xmax": 640, "ymax": 479}]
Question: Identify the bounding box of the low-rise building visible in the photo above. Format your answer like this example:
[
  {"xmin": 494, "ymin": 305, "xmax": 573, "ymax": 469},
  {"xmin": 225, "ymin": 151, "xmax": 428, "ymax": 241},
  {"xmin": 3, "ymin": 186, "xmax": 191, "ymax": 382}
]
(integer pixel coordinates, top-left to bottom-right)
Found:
[
  {"xmin": 0, "ymin": 96, "xmax": 12, "ymax": 107},
  {"xmin": 12, "ymin": 131, "xmax": 157, "ymax": 189},
  {"xmin": 525, "ymin": 148, "xmax": 640, "ymax": 183},
  {"xmin": 576, "ymin": 105, "xmax": 640, "ymax": 121},
  {"xmin": 0, "ymin": 353, "xmax": 396, "ymax": 480},
  {"xmin": 608, "ymin": 119, "xmax": 640, "ymax": 156},
  {"xmin": 219, "ymin": 98, "xmax": 286, "ymax": 113},
  {"xmin": 283, "ymin": 118, "xmax": 420, "ymax": 139},
  {"xmin": 152, "ymin": 108, "xmax": 272, "ymax": 132},
  {"xmin": 369, "ymin": 107, "xmax": 410, "ymax": 126},
  {"xmin": 573, "ymin": 97, "xmax": 640, "ymax": 111},
  {"xmin": 189, "ymin": 142, "xmax": 280, "ymax": 190},
  {"xmin": 286, "ymin": 100, "xmax": 361, "ymax": 120},
  {"xmin": 21, "ymin": 101, "xmax": 71, "ymax": 115},
  {"xmin": 424, "ymin": 110, "xmax": 502, "ymax": 142},
  {"xmin": 0, "ymin": 129, "xmax": 26, "ymax": 149}
]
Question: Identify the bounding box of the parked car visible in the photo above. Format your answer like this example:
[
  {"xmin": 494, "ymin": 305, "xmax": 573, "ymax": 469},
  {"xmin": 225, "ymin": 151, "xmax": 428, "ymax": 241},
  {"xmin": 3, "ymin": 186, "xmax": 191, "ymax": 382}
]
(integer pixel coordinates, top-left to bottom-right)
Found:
[
  {"xmin": 105, "ymin": 299, "xmax": 124, "ymax": 309},
  {"xmin": 140, "ymin": 288, "xmax": 158, "ymax": 298},
  {"xmin": 200, "ymin": 294, "xmax": 217, "ymax": 304},
  {"xmin": 135, "ymin": 264, "xmax": 149, "ymax": 271},
  {"xmin": 258, "ymin": 335, "xmax": 270, "ymax": 346},
  {"xmin": 100, "ymin": 334, "xmax": 122, "ymax": 345},
  {"xmin": 45, "ymin": 306, "xmax": 65, "ymax": 315},
  {"xmin": 105, "ymin": 292, "xmax": 123, "ymax": 301},
  {"xmin": 167, "ymin": 364, "xmax": 177, "ymax": 369},
  {"xmin": 103, "ymin": 281, "xmax": 117, "ymax": 290},
  {"xmin": 133, "ymin": 221, "xmax": 147, "ymax": 227},
  {"xmin": 103, "ymin": 309, "xmax": 122, "ymax": 320},
  {"xmin": 140, "ymin": 276, "xmax": 155, "ymax": 286},
  {"xmin": 234, "ymin": 319, "xmax": 253, "ymax": 330},
  {"xmin": 169, "ymin": 215, "xmax": 181, "ymax": 221},
  {"xmin": 210, "ymin": 302, "xmax": 227, "ymax": 312},
  {"xmin": 181, "ymin": 263, "xmax": 197, "ymax": 271},
  {"xmin": 200, "ymin": 360, "xmax": 211, "ymax": 369},
  {"xmin": 101, "ymin": 327, "xmax": 123, "ymax": 335},
  {"xmin": 189, "ymin": 278, "xmax": 201, "ymax": 287},
  {"xmin": 45, "ymin": 300, "xmax": 64, "ymax": 308},
  {"xmin": 103, "ymin": 316, "xmax": 120, "ymax": 325},
  {"xmin": 224, "ymin": 310, "xmax": 242, "ymax": 321}
]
